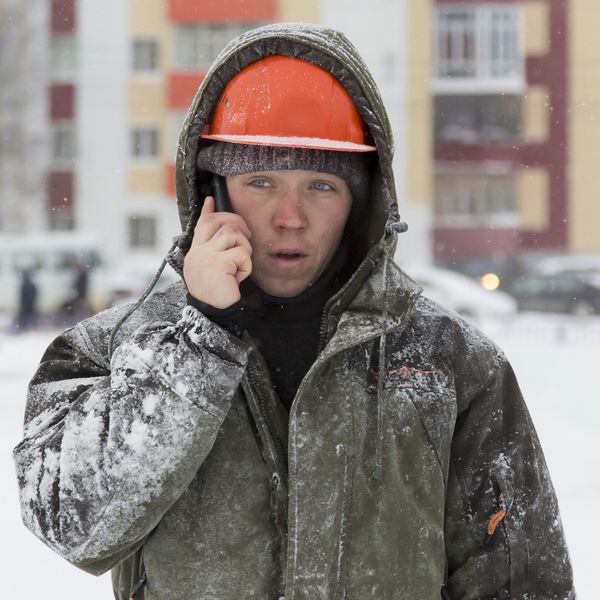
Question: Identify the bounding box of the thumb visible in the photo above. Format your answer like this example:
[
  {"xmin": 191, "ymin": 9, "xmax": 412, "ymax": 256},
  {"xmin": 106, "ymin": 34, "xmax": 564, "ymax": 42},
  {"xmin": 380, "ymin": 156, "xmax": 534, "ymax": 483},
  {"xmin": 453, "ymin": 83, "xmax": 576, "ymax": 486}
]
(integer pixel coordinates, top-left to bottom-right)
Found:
[{"xmin": 201, "ymin": 195, "xmax": 215, "ymax": 216}]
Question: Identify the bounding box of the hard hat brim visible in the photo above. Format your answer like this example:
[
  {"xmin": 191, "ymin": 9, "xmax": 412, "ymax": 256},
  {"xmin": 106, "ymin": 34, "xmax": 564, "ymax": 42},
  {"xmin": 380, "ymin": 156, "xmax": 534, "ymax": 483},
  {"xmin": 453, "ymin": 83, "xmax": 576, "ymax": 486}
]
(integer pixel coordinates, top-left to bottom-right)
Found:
[{"xmin": 200, "ymin": 133, "xmax": 376, "ymax": 153}]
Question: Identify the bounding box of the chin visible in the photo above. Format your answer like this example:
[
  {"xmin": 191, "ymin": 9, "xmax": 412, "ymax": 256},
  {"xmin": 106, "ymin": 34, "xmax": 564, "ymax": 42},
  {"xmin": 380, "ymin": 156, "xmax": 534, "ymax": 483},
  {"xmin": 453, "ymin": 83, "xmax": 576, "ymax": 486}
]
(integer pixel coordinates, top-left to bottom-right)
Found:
[{"xmin": 255, "ymin": 278, "xmax": 310, "ymax": 298}]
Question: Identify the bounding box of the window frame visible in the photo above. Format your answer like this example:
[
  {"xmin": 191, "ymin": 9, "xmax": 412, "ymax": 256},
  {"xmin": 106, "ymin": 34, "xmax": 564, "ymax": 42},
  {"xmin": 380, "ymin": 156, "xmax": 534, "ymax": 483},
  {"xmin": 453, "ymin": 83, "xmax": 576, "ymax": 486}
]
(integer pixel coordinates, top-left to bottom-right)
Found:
[
  {"xmin": 130, "ymin": 127, "xmax": 160, "ymax": 160},
  {"xmin": 49, "ymin": 33, "xmax": 78, "ymax": 80},
  {"xmin": 433, "ymin": 4, "xmax": 525, "ymax": 94},
  {"xmin": 174, "ymin": 23, "xmax": 257, "ymax": 70},
  {"xmin": 128, "ymin": 215, "xmax": 158, "ymax": 249},
  {"xmin": 434, "ymin": 164, "xmax": 519, "ymax": 227},
  {"xmin": 51, "ymin": 121, "xmax": 77, "ymax": 163},
  {"xmin": 132, "ymin": 37, "xmax": 160, "ymax": 73}
]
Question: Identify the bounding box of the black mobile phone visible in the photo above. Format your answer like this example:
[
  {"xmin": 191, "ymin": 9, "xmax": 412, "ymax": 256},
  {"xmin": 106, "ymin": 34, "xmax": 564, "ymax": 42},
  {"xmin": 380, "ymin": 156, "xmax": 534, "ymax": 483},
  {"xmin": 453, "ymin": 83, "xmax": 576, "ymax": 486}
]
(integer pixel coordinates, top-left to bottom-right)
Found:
[{"xmin": 211, "ymin": 174, "xmax": 232, "ymax": 212}]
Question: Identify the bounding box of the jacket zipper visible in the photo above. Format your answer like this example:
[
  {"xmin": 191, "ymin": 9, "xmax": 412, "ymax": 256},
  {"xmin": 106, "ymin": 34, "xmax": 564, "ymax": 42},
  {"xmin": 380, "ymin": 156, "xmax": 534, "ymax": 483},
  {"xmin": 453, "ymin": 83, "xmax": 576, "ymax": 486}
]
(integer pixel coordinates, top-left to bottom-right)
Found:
[
  {"xmin": 245, "ymin": 365, "xmax": 288, "ymax": 480},
  {"xmin": 243, "ymin": 364, "xmax": 289, "ymax": 598},
  {"xmin": 317, "ymin": 257, "xmax": 376, "ymax": 354}
]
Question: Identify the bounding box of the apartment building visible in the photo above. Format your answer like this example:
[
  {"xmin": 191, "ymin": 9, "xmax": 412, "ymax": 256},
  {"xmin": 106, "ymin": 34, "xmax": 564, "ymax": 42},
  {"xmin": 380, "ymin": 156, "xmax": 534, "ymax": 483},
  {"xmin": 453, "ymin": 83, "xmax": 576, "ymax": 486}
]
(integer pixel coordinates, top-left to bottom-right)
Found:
[
  {"xmin": 3, "ymin": 0, "xmax": 599, "ymax": 266},
  {"xmin": 13, "ymin": 0, "xmax": 407, "ymax": 263},
  {"xmin": 424, "ymin": 0, "xmax": 600, "ymax": 265}
]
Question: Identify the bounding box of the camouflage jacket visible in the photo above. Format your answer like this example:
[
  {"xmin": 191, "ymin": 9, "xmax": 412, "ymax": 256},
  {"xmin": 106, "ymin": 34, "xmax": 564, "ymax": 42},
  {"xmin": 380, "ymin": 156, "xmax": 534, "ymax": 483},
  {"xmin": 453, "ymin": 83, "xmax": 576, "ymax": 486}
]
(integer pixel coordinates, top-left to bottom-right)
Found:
[{"xmin": 14, "ymin": 24, "xmax": 574, "ymax": 599}]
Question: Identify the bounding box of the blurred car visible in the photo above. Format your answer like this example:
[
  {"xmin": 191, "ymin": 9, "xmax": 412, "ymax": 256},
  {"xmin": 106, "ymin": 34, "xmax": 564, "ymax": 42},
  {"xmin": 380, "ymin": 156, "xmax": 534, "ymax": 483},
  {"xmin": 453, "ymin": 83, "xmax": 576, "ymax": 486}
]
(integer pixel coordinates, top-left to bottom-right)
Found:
[
  {"xmin": 446, "ymin": 252, "xmax": 600, "ymax": 296},
  {"xmin": 398, "ymin": 262, "xmax": 517, "ymax": 320},
  {"xmin": 508, "ymin": 272, "xmax": 600, "ymax": 315},
  {"xmin": 533, "ymin": 253, "xmax": 600, "ymax": 286},
  {"xmin": 444, "ymin": 252, "xmax": 547, "ymax": 294}
]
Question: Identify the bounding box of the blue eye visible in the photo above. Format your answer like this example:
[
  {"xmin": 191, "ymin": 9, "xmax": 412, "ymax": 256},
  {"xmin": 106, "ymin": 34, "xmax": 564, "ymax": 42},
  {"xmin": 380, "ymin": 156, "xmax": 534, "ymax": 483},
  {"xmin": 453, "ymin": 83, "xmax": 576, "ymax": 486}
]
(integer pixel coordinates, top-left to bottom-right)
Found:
[
  {"xmin": 249, "ymin": 178, "xmax": 271, "ymax": 188},
  {"xmin": 312, "ymin": 181, "xmax": 334, "ymax": 192}
]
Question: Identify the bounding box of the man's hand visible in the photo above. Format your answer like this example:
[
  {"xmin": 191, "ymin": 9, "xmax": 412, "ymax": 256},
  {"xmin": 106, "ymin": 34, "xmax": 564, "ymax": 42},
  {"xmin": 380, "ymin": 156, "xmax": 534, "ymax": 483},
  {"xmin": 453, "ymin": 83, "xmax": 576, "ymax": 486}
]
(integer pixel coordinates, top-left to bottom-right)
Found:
[{"xmin": 183, "ymin": 196, "xmax": 253, "ymax": 308}]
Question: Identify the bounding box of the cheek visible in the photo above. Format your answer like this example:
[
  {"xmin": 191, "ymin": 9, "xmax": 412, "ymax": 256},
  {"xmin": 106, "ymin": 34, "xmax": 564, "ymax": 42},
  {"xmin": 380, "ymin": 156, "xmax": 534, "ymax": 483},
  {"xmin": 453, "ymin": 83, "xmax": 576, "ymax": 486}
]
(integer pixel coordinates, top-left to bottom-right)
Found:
[
  {"xmin": 229, "ymin": 200, "xmax": 261, "ymax": 237},
  {"xmin": 315, "ymin": 209, "xmax": 350, "ymax": 256},
  {"xmin": 323, "ymin": 203, "xmax": 351, "ymax": 237}
]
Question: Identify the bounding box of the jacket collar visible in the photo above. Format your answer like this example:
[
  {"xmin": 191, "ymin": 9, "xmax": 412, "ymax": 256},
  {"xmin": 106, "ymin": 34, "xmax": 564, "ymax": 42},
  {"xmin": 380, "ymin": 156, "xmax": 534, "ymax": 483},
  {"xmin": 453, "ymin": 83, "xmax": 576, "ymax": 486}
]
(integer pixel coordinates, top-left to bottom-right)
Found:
[{"xmin": 320, "ymin": 247, "xmax": 423, "ymax": 358}]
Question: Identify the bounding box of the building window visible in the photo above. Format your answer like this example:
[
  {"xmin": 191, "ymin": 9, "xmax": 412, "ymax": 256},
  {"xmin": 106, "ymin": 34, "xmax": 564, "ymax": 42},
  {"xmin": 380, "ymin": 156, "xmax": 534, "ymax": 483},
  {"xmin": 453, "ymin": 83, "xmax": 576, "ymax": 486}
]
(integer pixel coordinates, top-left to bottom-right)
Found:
[
  {"xmin": 131, "ymin": 128, "xmax": 159, "ymax": 159},
  {"xmin": 434, "ymin": 5, "xmax": 523, "ymax": 92},
  {"xmin": 48, "ymin": 208, "xmax": 75, "ymax": 231},
  {"xmin": 129, "ymin": 215, "xmax": 157, "ymax": 249},
  {"xmin": 435, "ymin": 95, "xmax": 522, "ymax": 143},
  {"xmin": 47, "ymin": 170, "xmax": 75, "ymax": 230},
  {"xmin": 175, "ymin": 23, "xmax": 256, "ymax": 69},
  {"xmin": 435, "ymin": 169, "xmax": 517, "ymax": 226},
  {"xmin": 132, "ymin": 38, "xmax": 159, "ymax": 72},
  {"xmin": 52, "ymin": 123, "xmax": 76, "ymax": 161},
  {"xmin": 50, "ymin": 34, "xmax": 77, "ymax": 79}
]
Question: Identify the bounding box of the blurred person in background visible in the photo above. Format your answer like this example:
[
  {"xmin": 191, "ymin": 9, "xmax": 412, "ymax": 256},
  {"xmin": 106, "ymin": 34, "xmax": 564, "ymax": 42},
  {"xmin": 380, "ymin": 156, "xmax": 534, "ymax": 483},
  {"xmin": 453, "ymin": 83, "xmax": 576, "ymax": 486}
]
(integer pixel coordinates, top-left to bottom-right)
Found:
[
  {"xmin": 55, "ymin": 261, "xmax": 91, "ymax": 326},
  {"xmin": 70, "ymin": 260, "xmax": 91, "ymax": 317},
  {"xmin": 15, "ymin": 269, "xmax": 38, "ymax": 331},
  {"xmin": 13, "ymin": 24, "xmax": 574, "ymax": 599}
]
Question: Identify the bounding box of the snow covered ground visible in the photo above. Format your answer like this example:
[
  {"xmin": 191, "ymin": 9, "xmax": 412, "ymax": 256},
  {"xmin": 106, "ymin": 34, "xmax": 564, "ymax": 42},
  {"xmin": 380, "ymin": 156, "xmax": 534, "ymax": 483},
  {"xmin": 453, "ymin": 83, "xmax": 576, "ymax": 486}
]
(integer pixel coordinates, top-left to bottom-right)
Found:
[{"xmin": 1, "ymin": 313, "xmax": 597, "ymax": 597}]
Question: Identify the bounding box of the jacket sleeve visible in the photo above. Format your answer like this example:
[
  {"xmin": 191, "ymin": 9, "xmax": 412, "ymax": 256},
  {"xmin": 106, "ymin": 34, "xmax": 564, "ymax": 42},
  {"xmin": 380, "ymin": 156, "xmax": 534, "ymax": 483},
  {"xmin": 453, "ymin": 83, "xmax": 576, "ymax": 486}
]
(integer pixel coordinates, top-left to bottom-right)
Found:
[
  {"xmin": 13, "ymin": 305, "xmax": 251, "ymax": 576},
  {"xmin": 444, "ymin": 356, "xmax": 575, "ymax": 599}
]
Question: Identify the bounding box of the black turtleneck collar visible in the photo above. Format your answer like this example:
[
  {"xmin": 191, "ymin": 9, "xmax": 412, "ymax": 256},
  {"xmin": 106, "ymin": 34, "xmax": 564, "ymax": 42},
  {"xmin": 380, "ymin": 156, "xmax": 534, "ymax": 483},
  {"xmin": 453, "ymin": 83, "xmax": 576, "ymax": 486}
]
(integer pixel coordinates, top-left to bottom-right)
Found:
[{"xmin": 187, "ymin": 243, "xmax": 351, "ymax": 409}]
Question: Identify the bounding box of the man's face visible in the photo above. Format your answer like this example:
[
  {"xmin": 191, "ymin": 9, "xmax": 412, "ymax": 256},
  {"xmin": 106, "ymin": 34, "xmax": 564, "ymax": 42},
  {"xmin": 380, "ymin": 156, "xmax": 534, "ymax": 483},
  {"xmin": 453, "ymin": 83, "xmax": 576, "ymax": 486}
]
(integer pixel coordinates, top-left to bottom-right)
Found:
[{"xmin": 226, "ymin": 169, "xmax": 352, "ymax": 298}]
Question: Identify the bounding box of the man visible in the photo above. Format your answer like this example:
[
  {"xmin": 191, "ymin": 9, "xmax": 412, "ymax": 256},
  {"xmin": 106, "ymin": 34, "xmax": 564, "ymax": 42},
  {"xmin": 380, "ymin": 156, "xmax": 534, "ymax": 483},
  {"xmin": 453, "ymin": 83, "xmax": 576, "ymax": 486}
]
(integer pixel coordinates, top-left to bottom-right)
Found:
[
  {"xmin": 17, "ymin": 268, "xmax": 38, "ymax": 331},
  {"xmin": 15, "ymin": 24, "xmax": 574, "ymax": 599}
]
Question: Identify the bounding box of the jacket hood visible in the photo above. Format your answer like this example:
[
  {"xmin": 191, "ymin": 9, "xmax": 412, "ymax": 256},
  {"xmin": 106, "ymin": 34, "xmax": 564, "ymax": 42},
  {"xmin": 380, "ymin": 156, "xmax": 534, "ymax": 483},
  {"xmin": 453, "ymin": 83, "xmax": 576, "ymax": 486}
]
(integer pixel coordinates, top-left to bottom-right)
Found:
[{"xmin": 170, "ymin": 23, "xmax": 404, "ymax": 273}]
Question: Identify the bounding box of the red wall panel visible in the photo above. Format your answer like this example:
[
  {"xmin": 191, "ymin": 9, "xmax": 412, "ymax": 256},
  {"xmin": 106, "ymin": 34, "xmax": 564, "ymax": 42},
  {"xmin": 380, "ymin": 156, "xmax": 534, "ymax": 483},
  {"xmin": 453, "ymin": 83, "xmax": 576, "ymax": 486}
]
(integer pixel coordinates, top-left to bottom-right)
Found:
[
  {"xmin": 47, "ymin": 171, "xmax": 74, "ymax": 209},
  {"xmin": 165, "ymin": 163, "xmax": 177, "ymax": 197},
  {"xmin": 49, "ymin": 84, "xmax": 75, "ymax": 121},
  {"xmin": 168, "ymin": 72, "xmax": 205, "ymax": 109},
  {"xmin": 51, "ymin": 0, "xmax": 76, "ymax": 33},
  {"xmin": 169, "ymin": 0, "xmax": 275, "ymax": 22},
  {"xmin": 434, "ymin": 227, "xmax": 520, "ymax": 261}
]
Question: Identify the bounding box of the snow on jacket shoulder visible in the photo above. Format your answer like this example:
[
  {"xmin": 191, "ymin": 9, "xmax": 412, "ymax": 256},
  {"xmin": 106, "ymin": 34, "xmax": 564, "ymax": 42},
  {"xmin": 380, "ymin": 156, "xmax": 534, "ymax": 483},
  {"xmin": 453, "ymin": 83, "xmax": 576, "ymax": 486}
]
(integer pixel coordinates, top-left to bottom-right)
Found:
[{"xmin": 14, "ymin": 284, "xmax": 252, "ymax": 574}]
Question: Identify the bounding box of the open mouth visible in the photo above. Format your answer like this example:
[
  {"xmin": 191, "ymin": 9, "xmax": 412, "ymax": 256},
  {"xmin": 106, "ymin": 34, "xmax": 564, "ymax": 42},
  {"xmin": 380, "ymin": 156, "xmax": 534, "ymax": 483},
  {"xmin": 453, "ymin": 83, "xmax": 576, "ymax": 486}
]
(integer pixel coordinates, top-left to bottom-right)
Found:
[
  {"xmin": 269, "ymin": 251, "xmax": 307, "ymax": 265},
  {"xmin": 273, "ymin": 252, "xmax": 304, "ymax": 260}
]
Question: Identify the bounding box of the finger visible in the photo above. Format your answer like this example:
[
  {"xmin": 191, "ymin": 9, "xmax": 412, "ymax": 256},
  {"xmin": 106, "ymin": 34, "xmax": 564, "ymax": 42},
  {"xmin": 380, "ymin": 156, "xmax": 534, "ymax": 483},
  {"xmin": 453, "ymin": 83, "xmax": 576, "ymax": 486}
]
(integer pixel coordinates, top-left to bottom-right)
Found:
[
  {"xmin": 235, "ymin": 261, "xmax": 252, "ymax": 284},
  {"xmin": 193, "ymin": 212, "xmax": 252, "ymax": 247},
  {"xmin": 212, "ymin": 212, "xmax": 251, "ymax": 240},
  {"xmin": 201, "ymin": 195, "xmax": 215, "ymax": 216},
  {"xmin": 222, "ymin": 247, "xmax": 253, "ymax": 281},
  {"xmin": 191, "ymin": 197, "xmax": 216, "ymax": 247},
  {"xmin": 209, "ymin": 224, "xmax": 253, "ymax": 254}
]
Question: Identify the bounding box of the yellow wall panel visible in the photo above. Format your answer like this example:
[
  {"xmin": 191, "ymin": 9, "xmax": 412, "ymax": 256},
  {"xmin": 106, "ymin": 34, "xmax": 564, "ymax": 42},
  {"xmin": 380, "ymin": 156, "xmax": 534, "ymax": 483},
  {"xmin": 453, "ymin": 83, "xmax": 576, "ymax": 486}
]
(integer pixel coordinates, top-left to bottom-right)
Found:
[
  {"xmin": 129, "ymin": 82, "xmax": 165, "ymax": 123},
  {"xmin": 277, "ymin": 0, "xmax": 320, "ymax": 22},
  {"xmin": 568, "ymin": 0, "xmax": 600, "ymax": 252},
  {"xmin": 163, "ymin": 25, "xmax": 174, "ymax": 70},
  {"xmin": 128, "ymin": 166, "xmax": 164, "ymax": 195},
  {"xmin": 516, "ymin": 168, "xmax": 549, "ymax": 231},
  {"xmin": 130, "ymin": 0, "xmax": 166, "ymax": 35},
  {"xmin": 523, "ymin": 1, "xmax": 549, "ymax": 56},
  {"xmin": 523, "ymin": 85, "xmax": 550, "ymax": 143},
  {"xmin": 407, "ymin": 0, "xmax": 433, "ymax": 203}
]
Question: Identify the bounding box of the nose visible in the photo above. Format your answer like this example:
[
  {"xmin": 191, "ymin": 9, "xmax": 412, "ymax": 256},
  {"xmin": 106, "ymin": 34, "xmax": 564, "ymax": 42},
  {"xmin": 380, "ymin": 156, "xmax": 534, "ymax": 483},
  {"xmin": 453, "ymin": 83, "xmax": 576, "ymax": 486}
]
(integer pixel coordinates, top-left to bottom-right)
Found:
[{"xmin": 271, "ymin": 188, "xmax": 308, "ymax": 230}]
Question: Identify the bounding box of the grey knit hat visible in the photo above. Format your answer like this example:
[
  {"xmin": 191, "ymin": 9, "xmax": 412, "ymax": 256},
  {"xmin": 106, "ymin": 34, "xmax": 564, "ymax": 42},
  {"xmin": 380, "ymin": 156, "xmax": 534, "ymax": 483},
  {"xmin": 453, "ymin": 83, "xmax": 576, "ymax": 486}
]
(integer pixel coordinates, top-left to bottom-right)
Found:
[{"xmin": 196, "ymin": 141, "xmax": 371, "ymax": 210}]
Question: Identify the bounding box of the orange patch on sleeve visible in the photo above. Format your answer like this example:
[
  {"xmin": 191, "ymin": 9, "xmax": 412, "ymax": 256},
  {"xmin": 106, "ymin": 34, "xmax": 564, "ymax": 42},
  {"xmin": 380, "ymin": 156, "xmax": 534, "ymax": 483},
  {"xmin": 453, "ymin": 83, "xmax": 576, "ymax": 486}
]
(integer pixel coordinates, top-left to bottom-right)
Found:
[{"xmin": 487, "ymin": 509, "xmax": 508, "ymax": 536}]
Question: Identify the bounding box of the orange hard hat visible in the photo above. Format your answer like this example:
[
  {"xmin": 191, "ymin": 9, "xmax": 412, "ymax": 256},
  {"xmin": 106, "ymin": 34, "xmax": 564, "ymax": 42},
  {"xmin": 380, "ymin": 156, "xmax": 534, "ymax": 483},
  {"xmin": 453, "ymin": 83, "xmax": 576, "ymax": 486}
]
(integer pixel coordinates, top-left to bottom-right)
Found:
[{"xmin": 201, "ymin": 55, "xmax": 376, "ymax": 152}]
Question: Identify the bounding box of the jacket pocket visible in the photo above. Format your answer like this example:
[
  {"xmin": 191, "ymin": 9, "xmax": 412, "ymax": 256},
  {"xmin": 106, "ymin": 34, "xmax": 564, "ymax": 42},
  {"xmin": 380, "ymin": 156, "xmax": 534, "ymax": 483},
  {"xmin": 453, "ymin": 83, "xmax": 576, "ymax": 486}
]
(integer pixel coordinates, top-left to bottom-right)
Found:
[
  {"xmin": 129, "ymin": 544, "xmax": 147, "ymax": 600},
  {"xmin": 488, "ymin": 464, "xmax": 530, "ymax": 596},
  {"xmin": 484, "ymin": 467, "xmax": 513, "ymax": 546},
  {"xmin": 111, "ymin": 545, "xmax": 146, "ymax": 600}
]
